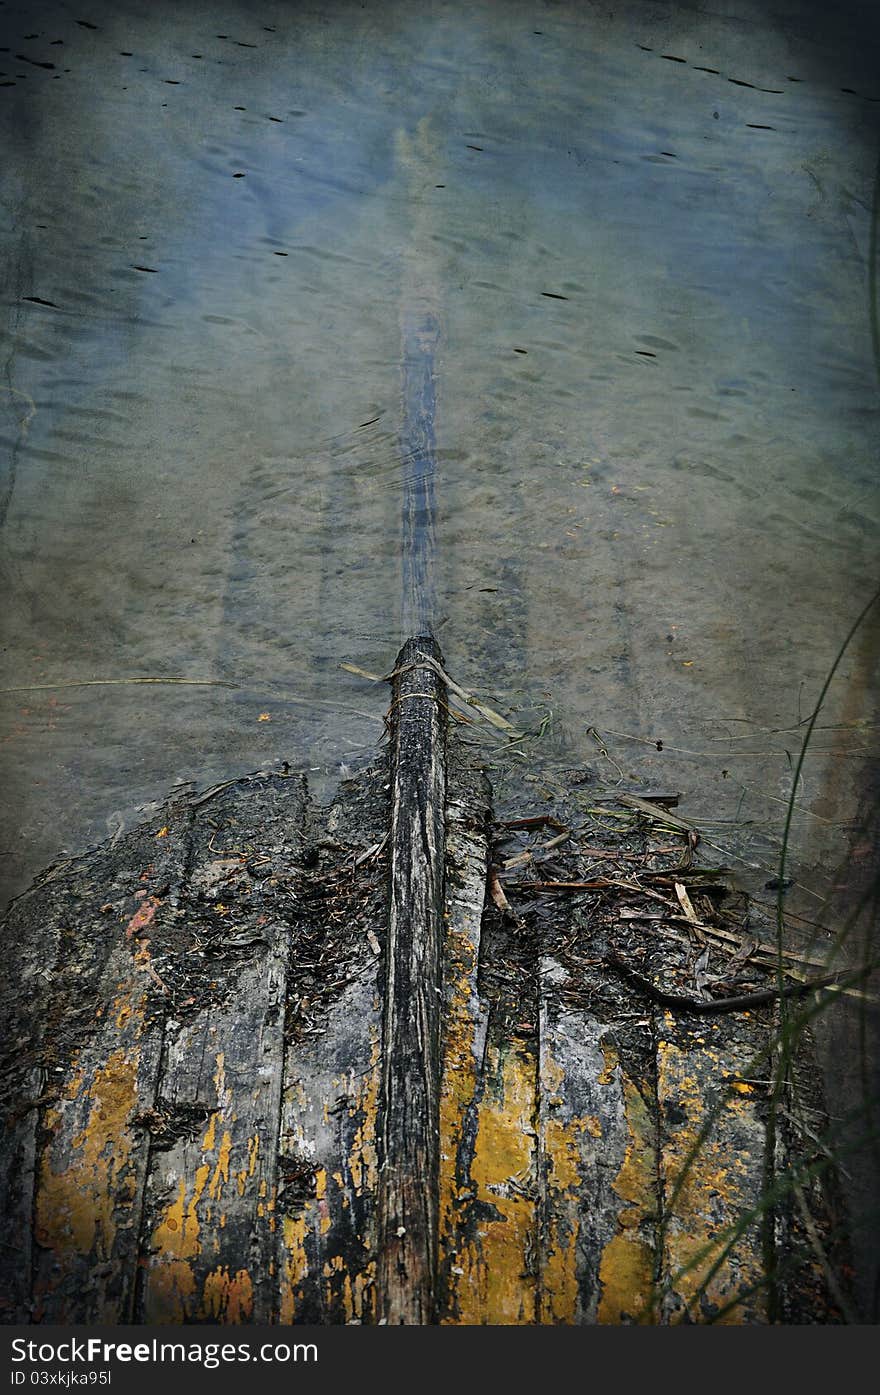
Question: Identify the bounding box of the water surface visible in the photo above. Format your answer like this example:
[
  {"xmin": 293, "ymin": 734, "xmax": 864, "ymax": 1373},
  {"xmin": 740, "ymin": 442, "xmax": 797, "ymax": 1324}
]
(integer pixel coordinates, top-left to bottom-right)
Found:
[{"xmin": 1, "ymin": 0, "xmax": 878, "ymax": 932}]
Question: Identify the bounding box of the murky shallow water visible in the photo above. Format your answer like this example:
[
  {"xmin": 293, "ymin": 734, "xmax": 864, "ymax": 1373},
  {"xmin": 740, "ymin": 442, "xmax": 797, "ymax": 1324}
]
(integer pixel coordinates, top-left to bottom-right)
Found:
[
  {"xmin": 1, "ymin": 0, "xmax": 878, "ymax": 919},
  {"xmin": 1, "ymin": 0, "xmax": 879, "ymax": 1317}
]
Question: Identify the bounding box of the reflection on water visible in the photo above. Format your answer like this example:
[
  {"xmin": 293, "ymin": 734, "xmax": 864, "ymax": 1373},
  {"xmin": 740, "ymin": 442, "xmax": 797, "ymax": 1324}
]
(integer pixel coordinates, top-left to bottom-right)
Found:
[{"xmin": 1, "ymin": 0, "xmax": 878, "ymax": 926}]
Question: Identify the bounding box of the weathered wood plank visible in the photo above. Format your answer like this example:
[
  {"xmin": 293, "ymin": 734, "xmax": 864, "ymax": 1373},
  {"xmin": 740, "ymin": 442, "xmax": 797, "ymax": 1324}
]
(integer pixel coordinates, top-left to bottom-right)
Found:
[
  {"xmin": 655, "ymin": 1009, "xmax": 769, "ymax": 1323},
  {"xmin": 437, "ymin": 751, "xmax": 541, "ymax": 1324},
  {"xmin": 1, "ymin": 875, "xmax": 63, "ymax": 1321},
  {"xmin": 589, "ymin": 1037, "xmax": 660, "ymax": 1324},
  {"xmin": 136, "ymin": 921, "xmax": 290, "ymax": 1323},
  {"xmin": 274, "ymin": 762, "xmax": 388, "ymax": 1324},
  {"xmin": 0, "ymin": 708, "xmax": 850, "ymax": 1326},
  {"xmin": 536, "ymin": 962, "xmax": 659, "ymax": 1324},
  {"xmin": 32, "ymin": 959, "xmax": 163, "ymax": 1322},
  {"xmin": 445, "ymin": 1032, "xmax": 539, "ymax": 1323},
  {"xmin": 276, "ymin": 973, "xmax": 382, "ymax": 1323},
  {"xmin": 377, "ymin": 636, "xmax": 447, "ymax": 1323},
  {"xmin": 136, "ymin": 779, "xmax": 308, "ymax": 1324},
  {"xmin": 436, "ymin": 751, "xmax": 491, "ymax": 1319},
  {"xmin": 26, "ymin": 813, "xmax": 193, "ymax": 1322}
]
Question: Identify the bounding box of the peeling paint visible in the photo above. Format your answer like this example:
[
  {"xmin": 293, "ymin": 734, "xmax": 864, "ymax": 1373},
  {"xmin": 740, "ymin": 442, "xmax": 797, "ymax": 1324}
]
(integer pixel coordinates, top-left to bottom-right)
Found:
[
  {"xmin": 202, "ymin": 1266, "xmax": 254, "ymax": 1323},
  {"xmin": 280, "ymin": 1215, "xmax": 310, "ymax": 1322},
  {"xmin": 444, "ymin": 1043, "xmax": 537, "ymax": 1324}
]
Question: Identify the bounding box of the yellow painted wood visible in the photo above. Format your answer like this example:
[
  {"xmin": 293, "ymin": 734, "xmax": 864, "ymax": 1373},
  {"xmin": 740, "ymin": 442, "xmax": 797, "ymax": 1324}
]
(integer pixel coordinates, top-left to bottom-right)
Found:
[
  {"xmin": 447, "ymin": 1041, "xmax": 538, "ymax": 1324},
  {"xmin": 656, "ymin": 1015, "xmax": 767, "ymax": 1323},
  {"xmin": 32, "ymin": 951, "xmax": 160, "ymax": 1322},
  {"xmin": 277, "ymin": 978, "xmax": 381, "ymax": 1323},
  {"xmin": 537, "ymin": 972, "xmax": 659, "ymax": 1326},
  {"xmin": 139, "ymin": 923, "xmax": 289, "ymax": 1323},
  {"xmin": 595, "ymin": 1065, "xmax": 659, "ymax": 1324}
]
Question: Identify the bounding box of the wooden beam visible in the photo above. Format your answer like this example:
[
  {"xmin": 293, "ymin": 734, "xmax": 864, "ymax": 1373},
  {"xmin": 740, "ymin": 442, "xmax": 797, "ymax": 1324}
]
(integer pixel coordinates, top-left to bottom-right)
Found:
[
  {"xmin": 276, "ymin": 972, "xmax": 381, "ymax": 1323},
  {"xmin": 136, "ymin": 926, "xmax": 290, "ymax": 1323},
  {"xmin": 136, "ymin": 778, "xmax": 308, "ymax": 1323},
  {"xmin": 377, "ymin": 636, "xmax": 447, "ymax": 1323}
]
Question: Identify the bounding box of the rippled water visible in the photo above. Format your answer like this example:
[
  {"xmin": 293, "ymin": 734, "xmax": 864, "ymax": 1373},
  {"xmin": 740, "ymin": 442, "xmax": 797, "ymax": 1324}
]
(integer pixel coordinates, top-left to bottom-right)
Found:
[{"xmin": 1, "ymin": 0, "xmax": 878, "ymax": 927}]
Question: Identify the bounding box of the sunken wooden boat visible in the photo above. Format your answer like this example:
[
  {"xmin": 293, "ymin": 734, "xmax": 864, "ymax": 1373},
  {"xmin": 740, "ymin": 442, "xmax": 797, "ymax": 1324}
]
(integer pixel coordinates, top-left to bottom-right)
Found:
[{"xmin": 0, "ymin": 640, "xmax": 849, "ymax": 1323}]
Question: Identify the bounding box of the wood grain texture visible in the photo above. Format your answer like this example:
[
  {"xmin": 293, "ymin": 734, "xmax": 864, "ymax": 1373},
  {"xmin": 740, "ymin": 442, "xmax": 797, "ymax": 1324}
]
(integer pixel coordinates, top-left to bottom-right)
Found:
[
  {"xmin": 277, "ymin": 973, "xmax": 381, "ymax": 1324},
  {"xmin": 137, "ymin": 925, "xmax": 290, "ymax": 1323},
  {"xmin": 377, "ymin": 636, "xmax": 447, "ymax": 1323}
]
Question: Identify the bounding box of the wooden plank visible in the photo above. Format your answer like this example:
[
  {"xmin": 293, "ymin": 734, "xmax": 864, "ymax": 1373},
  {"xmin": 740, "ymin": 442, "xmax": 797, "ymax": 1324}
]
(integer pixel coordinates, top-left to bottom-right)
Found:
[
  {"xmin": 135, "ymin": 776, "xmax": 308, "ymax": 1323},
  {"xmin": 437, "ymin": 751, "xmax": 541, "ymax": 1324},
  {"xmin": 276, "ymin": 973, "xmax": 382, "ymax": 1323},
  {"xmin": 377, "ymin": 636, "xmax": 447, "ymax": 1323},
  {"xmin": 443, "ymin": 1031, "xmax": 538, "ymax": 1323},
  {"xmin": 655, "ymin": 1009, "xmax": 769, "ymax": 1323},
  {"xmin": 537, "ymin": 961, "xmax": 659, "ymax": 1324},
  {"xmin": 590, "ymin": 1040, "xmax": 660, "ymax": 1325},
  {"xmin": 436, "ymin": 750, "xmax": 491, "ymax": 1320},
  {"xmin": 27, "ymin": 814, "xmax": 193, "ymax": 1322},
  {"xmin": 274, "ymin": 759, "xmax": 387, "ymax": 1321},
  {"xmin": 537, "ymin": 949, "xmax": 841, "ymax": 1325},
  {"xmin": 137, "ymin": 919, "xmax": 290, "ymax": 1323},
  {"xmin": 1, "ymin": 716, "xmax": 849, "ymax": 1326},
  {"xmin": 32, "ymin": 955, "xmax": 163, "ymax": 1321}
]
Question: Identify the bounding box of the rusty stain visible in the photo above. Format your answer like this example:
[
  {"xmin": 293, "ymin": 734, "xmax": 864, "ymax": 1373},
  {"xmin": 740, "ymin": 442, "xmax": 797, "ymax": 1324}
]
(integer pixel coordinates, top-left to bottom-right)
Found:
[
  {"xmin": 63, "ymin": 1068, "xmax": 85, "ymax": 1102},
  {"xmin": 347, "ymin": 1034, "xmax": 380, "ymax": 1195},
  {"xmin": 125, "ymin": 897, "xmax": 160, "ymax": 940},
  {"xmin": 598, "ymin": 1042, "xmax": 617, "ymax": 1086},
  {"xmin": 203, "ymin": 1112, "xmax": 217, "ymax": 1152},
  {"xmin": 114, "ymin": 999, "xmax": 134, "ymax": 1031}
]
